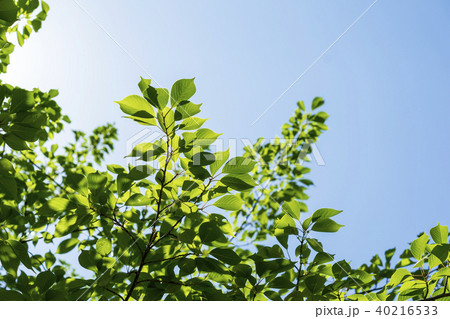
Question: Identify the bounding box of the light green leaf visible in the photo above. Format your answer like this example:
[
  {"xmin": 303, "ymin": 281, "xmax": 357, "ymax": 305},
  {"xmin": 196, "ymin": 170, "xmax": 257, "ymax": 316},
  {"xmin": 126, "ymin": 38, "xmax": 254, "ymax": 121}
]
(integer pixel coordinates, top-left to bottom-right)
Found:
[
  {"xmin": 430, "ymin": 224, "xmax": 448, "ymax": 244},
  {"xmin": 87, "ymin": 172, "xmax": 107, "ymax": 194},
  {"xmin": 125, "ymin": 193, "xmax": 151, "ymax": 206},
  {"xmin": 195, "ymin": 128, "xmax": 222, "ymax": 144},
  {"xmin": 210, "ymin": 148, "xmax": 230, "ymax": 176},
  {"xmin": 115, "ymin": 95, "xmax": 155, "ymax": 118},
  {"xmin": 55, "ymin": 214, "xmax": 77, "ymax": 237},
  {"xmin": 213, "ymin": 195, "xmax": 244, "ymax": 211},
  {"xmin": 96, "ymin": 238, "xmax": 112, "ymax": 256},
  {"xmin": 138, "ymin": 77, "xmax": 151, "ymax": 93},
  {"xmin": 175, "ymin": 101, "xmax": 202, "ymax": 120},
  {"xmin": 388, "ymin": 269, "xmax": 411, "ymax": 287},
  {"xmin": 281, "ymin": 200, "xmax": 303, "ymax": 220},
  {"xmin": 311, "ymin": 97, "xmax": 324, "ymax": 110},
  {"xmin": 179, "ymin": 117, "xmax": 207, "ymax": 130},
  {"xmin": 48, "ymin": 197, "xmax": 70, "ymax": 212},
  {"xmin": 410, "ymin": 233, "xmax": 429, "ymax": 260},
  {"xmin": 311, "ymin": 208, "xmax": 342, "ymax": 222},
  {"xmin": 170, "ymin": 78, "xmax": 196, "ymax": 106},
  {"xmin": 311, "ymin": 218, "xmax": 343, "ymax": 233},
  {"xmin": 220, "ymin": 173, "xmax": 257, "ymax": 192},
  {"xmin": 222, "ymin": 157, "xmax": 256, "ymax": 174},
  {"xmin": 145, "ymin": 87, "xmax": 169, "ymax": 110}
]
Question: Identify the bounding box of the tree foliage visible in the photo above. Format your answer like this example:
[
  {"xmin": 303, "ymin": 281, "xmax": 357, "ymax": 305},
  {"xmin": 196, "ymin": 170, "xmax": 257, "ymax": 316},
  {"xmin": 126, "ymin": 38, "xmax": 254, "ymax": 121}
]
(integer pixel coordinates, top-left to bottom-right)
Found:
[{"xmin": 1, "ymin": 1, "xmax": 450, "ymax": 301}]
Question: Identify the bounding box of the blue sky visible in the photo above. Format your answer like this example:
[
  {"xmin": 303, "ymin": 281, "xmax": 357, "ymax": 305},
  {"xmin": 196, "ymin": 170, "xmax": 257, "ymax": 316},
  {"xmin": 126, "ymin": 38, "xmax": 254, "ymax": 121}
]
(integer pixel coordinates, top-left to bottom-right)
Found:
[{"xmin": 3, "ymin": 0, "xmax": 450, "ymax": 267}]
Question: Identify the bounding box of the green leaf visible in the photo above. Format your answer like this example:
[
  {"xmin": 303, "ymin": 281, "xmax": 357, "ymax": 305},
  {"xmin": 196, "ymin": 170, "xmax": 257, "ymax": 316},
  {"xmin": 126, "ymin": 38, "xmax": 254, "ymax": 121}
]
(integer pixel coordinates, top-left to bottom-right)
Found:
[
  {"xmin": 8, "ymin": 240, "xmax": 32, "ymax": 269},
  {"xmin": 199, "ymin": 222, "xmax": 225, "ymax": 243},
  {"xmin": 175, "ymin": 101, "xmax": 202, "ymax": 120},
  {"xmin": 313, "ymin": 252, "xmax": 334, "ymax": 264},
  {"xmin": 0, "ymin": 244, "xmax": 19, "ymax": 277},
  {"xmin": 213, "ymin": 195, "xmax": 244, "ymax": 211},
  {"xmin": 56, "ymin": 238, "xmax": 79, "ymax": 254},
  {"xmin": 117, "ymin": 173, "xmax": 132, "ymax": 196},
  {"xmin": 428, "ymin": 245, "xmax": 449, "ymax": 268},
  {"xmin": 210, "ymin": 248, "xmax": 241, "ymax": 265},
  {"xmin": 210, "ymin": 149, "xmax": 230, "ymax": 176},
  {"xmin": 275, "ymin": 215, "xmax": 298, "ymax": 238},
  {"xmin": 430, "ymin": 224, "xmax": 448, "ymax": 244},
  {"xmin": 178, "ymin": 259, "xmax": 196, "ymax": 275},
  {"xmin": 3, "ymin": 133, "xmax": 30, "ymax": 150},
  {"xmin": 268, "ymin": 277, "xmax": 295, "ymax": 289},
  {"xmin": 125, "ymin": 193, "xmax": 151, "ymax": 206},
  {"xmin": 388, "ymin": 269, "xmax": 411, "ymax": 287},
  {"xmin": 311, "ymin": 218, "xmax": 343, "ymax": 233},
  {"xmin": 96, "ymin": 238, "xmax": 112, "ymax": 256},
  {"xmin": 48, "ymin": 197, "xmax": 70, "ymax": 212},
  {"xmin": 305, "ymin": 275, "xmax": 327, "ymax": 294},
  {"xmin": 66, "ymin": 172, "xmax": 88, "ymax": 196},
  {"xmin": 87, "ymin": 172, "xmax": 107, "ymax": 194},
  {"xmin": 311, "ymin": 208, "xmax": 342, "ymax": 222},
  {"xmin": 54, "ymin": 214, "xmax": 77, "ymax": 237},
  {"xmin": 0, "ymin": 0, "xmax": 19, "ymax": 26},
  {"xmin": 410, "ymin": 233, "xmax": 429, "ymax": 260},
  {"xmin": 138, "ymin": 77, "xmax": 151, "ymax": 93},
  {"xmin": 0, "ymin": 289, "xmax": 26, "ymax": 301},
  {"xmin": 311, "ymin": 97, "xmax": 324, "ymax": 110},
  {"xmin": 10, "ymin": 89, "xmax": 34, "ymax": 113},
  {"xmin": 195, "ymin": 128, "xmax": 221, "ymax": 144},
  {"xmin": 36, "ymin": 271, "xmax": 56, "ymax": 292},
  {"xmin": 332, "ymin": 260, "xmax": 352, "ymax": 279},
  {"xmin": 78, "ymin": 250, "xmax": 97, "ymax": 272},
  {"xmin": 145, "ymin": 87, "xmax": 169, "ymax": 110},
  {"xmin": 222, "ymin": 157, "xmax": 256, "ymax": 174},
  {"xmin": 0, "ymin": 175, "xmax": 17, "ymax": 199},
  {"xmin": 107, "ymin": 164, "xmax": 126, "ymax": 174},
  {"xmin": 170, "ymin": 78, "xmax": 196, "ymax": 106},
  {"xmin": 179, "ymin": 117, "xmax": 207, "ymax": 130},
  {"xmin": 195, "ymin": 257, "xmax": 228, "ymax": 274},
  {"xmin": 220, "ymin": 173, "xmax": 257, "ymax": 191},
  {"xmin": 306, "ymin": 238, "xmax": 324, "ymax": 252},
  {"xmin": 115, "ymin": 95, "xmax": 155, "ymax": 118},
  {"xmin": 255, "ymin": 245, "xmax": 284, "ymax": 259},
  {"xmin": 282, "ymin": 200, "xmax": 303, "ymax": 220},
  {"xmin": 254, "ymin": 259, "xmax": 294, "ymax": 278}
]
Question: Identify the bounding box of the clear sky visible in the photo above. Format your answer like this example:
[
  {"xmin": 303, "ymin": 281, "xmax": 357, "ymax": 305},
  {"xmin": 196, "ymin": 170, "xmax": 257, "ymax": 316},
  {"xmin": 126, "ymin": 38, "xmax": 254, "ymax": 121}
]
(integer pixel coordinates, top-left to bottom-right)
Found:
[{"xmin": 3, "ymin": 0, "xmax": 450, "ymax": 267}]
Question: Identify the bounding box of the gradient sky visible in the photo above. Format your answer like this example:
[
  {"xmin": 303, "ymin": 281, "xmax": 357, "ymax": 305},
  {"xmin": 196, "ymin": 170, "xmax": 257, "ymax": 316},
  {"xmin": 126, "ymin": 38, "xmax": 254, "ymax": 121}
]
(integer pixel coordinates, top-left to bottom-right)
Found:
[{"xmin": 3, "ymin": 0, "xmax": 450, "ymax": 267}]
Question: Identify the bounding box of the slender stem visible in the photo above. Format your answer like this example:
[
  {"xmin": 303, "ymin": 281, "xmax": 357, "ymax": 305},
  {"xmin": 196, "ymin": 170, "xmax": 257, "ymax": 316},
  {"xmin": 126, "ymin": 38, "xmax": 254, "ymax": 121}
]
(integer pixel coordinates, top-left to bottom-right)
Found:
[
  {"xmin": 295, "ymin": 232, "xmax": 307, "ymax": 291},
  {"xmin": 421, "ymin": 292, "xmax": 450, "ymax": 301},
  {"xmin": 102, "ymin": 286, "xmax": 124, "ymax": 301}
]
